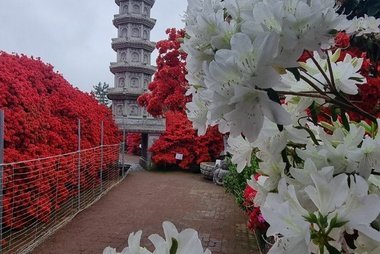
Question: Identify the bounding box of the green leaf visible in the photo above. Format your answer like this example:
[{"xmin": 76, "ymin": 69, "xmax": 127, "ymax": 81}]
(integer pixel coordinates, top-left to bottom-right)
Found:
[
  {"xmin": 170, "ymin": 238, "xmax": 178, "ymax": 254},
  {"xmin": 331, "ymin": 106, "xmax": 339, "ymax": 122},
  {"xmin": 303, "ymin": 213, "xmax": 318, "ymax": 224},
  {"xmin": 318, "ymin": 213, "xmax": 329, "ymax": 229},
  {"xmin": 328, "ymin": 29, "xmax": 338, "ymax": 35},
  {"xmin": 325, "ymin": 242, "xmax": 341, "ymax": 254},
  {"xmin": 371, "ymin": 121, "xmax": 379, "ymax": 137},
  {"xmin": 340, "ymin": 111, "xmax": 350, "ymax": 131},
  {"xmin": 349, "ymin": 76, "xmax": 365, "ymax": 82},
  {"xmin": 358, "ymin": 121, "xmax": 372, "ymax": 133},
  {"xmin": 333, "ymin": 219, "xmax": 349, "ymax": 228},
  {"xmin": 309, "ymin": 101, "xmax": 320, "ymax": 126},
  {"xmin": 329, "ymin": 213, "xmax": 339, "ymax": 228},
  {"xmin": 329, "ymin": 213, "xmax": 348, "ymax": 228}
]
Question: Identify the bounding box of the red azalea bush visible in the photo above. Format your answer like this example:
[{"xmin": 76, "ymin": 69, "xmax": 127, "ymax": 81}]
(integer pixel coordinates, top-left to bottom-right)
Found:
[
  {"xmin": 243, "ymin": 183, "xmax": 268, "ymax": 232},
  {"xmin": 127, "ymin": 133, "xmax": 141, "ymax": 155},
  {"xmin": 0, "ymin": 52, "xmax": 120, "ymax": 230},
  {"xmin": 138, "ymin": 28, "xmax": 224, "ymax": 170},
  {"xmin": 149, "ymin": 111, "xmax": 223, "ymax": 170},
  {"xmin": 137, "ymin": 28, "xmax": 188, "ymax": 116}
]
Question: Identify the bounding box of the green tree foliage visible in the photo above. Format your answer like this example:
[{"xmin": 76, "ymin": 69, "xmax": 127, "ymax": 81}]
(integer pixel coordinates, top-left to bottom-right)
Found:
[
  {"xmin": 92, "ymin": 82, "xmax": 110, "ymax": 106},
  {"xmin": 223, "ymin": 156, "xmax": 259, "ymax": 209}
]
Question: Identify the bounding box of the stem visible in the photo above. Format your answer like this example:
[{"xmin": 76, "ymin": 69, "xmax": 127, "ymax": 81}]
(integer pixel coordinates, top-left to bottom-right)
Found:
[
  {"xmin": 306, "ymin": 51, "xmax": 333, "ymax": 89},
  {"xmin": 299, "ymin": 68, "xmax": 327, "ymax": 88},
  {"xmin": 319, "ymin": 244, "xmax": 324, "ymax": 254},
  {"xmin": 325, "ymin": 51, "xmax": 338, "ymax": 94},
  {"xmin": 277, "ymin": 90, "xmax": 377, "ymax": 123},
  {"xmin": 327, "ymin": 98, "xmax": 377, "ymax": 123},
  {"xmin": 299, "ymin": 74, "xmax": 327, "ymax": 95}
]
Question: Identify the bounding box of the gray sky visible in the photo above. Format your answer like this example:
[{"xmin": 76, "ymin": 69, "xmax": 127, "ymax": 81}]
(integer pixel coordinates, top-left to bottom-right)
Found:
[{"xmin": 0, "ymin": 0, "xmax": 188, "ymax": 92}]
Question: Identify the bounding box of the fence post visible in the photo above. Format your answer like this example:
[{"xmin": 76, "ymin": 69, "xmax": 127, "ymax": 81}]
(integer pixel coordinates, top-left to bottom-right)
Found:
[
  {"xmin": 121, "ymin": 118, "xmax": 126, "ymax": 177},
  {"xmin": 77, "ymin": 119, "xmax": 81, "ymax": 210},
  {"xmin": 0, "ymin": 110, "xmax": 4, "ymax": 254},
  {"xmin": 100, "ymin": 121, "xmax": 104, "ymax": 193}
]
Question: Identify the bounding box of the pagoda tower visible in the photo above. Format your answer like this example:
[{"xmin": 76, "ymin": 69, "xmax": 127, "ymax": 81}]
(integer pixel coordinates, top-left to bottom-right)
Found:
[{"xmin": 108, "ymin": 0, "xmax": 165, "ymax": 167}]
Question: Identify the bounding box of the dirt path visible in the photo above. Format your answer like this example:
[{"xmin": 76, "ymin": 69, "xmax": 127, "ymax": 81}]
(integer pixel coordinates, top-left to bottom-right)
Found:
[{"xmin": 32, "ymin": 170, "xmax": 259, "ymax": 254}]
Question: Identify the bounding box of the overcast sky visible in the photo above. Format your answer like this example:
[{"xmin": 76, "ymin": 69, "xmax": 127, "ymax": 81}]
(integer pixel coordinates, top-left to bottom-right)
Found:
[{"xmin": 0, "ymin": 0, "xmax": 188, "ymax": 92}]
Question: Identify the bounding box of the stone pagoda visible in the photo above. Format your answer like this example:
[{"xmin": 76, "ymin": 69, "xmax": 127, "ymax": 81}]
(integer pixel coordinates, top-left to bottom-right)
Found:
[{"xmin": 108, "ymin": 0, "xmax": 165, "ymax": 167}]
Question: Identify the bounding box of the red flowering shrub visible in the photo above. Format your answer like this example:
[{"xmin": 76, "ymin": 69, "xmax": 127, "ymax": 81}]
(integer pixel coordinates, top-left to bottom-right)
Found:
[
  {"xmin": 138, "ymin": 28, "xmax": 188, "ymax": 117},
  {"xmin": 334, "ymin": 31, "xmax": 350, "ymax": 48},
  {"xmin": 0, "ymin": 52, "xmax": 120, "ymax": 230},
  {"xmin": 243, "ymin": 184, "xmax": 268, "ymax": 232},
  {"xmin": 150, "ymin": 111, "xmax": 223, "ymax": 170},
  {"xmin": 138, "ymin": 29, "xmax": 224, "ymax": 170},
  {"xmin": 127, "ymin": 133, "xmax": 141, "ymax": 155}
]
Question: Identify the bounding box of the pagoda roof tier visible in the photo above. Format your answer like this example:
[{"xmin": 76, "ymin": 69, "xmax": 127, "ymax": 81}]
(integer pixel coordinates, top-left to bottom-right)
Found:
[
  {"xmin": 107, "ymin": 87, "xmax": 146, "ymax": 100},
  {"xmin": 113, "ymin": 14, "xmax": 156, "ymax": 29},
  {"xmin": 112, "ymin": 38, "xmax": 156, "ymax": 52},
  {"xmin": 110, "ymin": 62, "xmax": 156, "ymax": 75},
  {"xmin": 115, "ymin": 0, "xmax": 155, "ymax": 7}
]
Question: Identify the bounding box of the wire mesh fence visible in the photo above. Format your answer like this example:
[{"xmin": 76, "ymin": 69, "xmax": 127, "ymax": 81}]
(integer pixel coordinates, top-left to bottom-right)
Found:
[
  {"xmin": 0, "ymin": 144, "xmax": 126, "ymax": 254},
  {"xmin": 0, "ymin": 111, "xmax": 128, "ymax": 254}
]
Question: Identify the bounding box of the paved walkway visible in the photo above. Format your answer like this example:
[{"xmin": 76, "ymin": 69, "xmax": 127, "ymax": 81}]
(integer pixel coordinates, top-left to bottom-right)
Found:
[{"xmin": 32, "ymin": 169, "xmax": 259, "ymax": 254}]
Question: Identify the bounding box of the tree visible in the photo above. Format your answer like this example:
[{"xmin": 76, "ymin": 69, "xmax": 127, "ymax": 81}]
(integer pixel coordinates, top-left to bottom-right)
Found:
[
  {"xmin": 138, "ymin": 28, "xmax": 188, "ymax": 116},
  {"xmin": 149, "ymin": 111, "xmax": 224, "ymax": 170},
  {"xmin": 92, "ymin": 82, "xmax": 110, "ymax": 106},
  {"xmin": 138, "ymin": 28, "xmax": 224, "ymax": 170}
]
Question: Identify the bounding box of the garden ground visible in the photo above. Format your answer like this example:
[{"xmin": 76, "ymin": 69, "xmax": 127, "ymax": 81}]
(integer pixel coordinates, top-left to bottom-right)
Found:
[{"xmin": 32, "ymin": 158, "xmax": 259, "ymax": 254}]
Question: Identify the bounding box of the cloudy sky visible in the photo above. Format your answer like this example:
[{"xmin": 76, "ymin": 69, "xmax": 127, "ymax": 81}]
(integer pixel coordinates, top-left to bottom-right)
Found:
[{"xmin": 0, "ymin": 0, "xmax": 188, "ymax": 92}]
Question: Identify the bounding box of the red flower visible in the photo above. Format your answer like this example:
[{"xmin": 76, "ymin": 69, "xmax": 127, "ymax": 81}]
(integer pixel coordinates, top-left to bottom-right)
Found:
[
  {"xmin": 137, "ymin": 29, "xmax": 224, "ymax": 170},
  {"xmin": 335, "ymin": 32, "xmax": 350, "ymax": 48},
  {"xmin": 0, "ymin": 52, "xmax": 121, "ymax": 230}
]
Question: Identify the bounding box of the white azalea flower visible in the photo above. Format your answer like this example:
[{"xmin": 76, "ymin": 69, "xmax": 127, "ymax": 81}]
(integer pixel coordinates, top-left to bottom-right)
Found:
[
  {"xmin": 223, "ymin": 0, "xmax": 255, "ymax": 21},
  {"xmin": 186, "ymin": 93, "xmax": 209, "ymax": 136},
  {"xmin": 149, "ymin": 221, "xmax": 211, "ymax": 254},
  {"xmin": 228, "ymin": 32, "xmax": 282, "ymax": 89},
  {"xmin": 347, "ymin": 135, "xmax": 380, "ymax": 179},
  {"xmin": 241, "ymin": 0, "xmax": 347, "ymax": 66},
  {"xmin": 227, "ymin": 134, "xmax": 254, "ymax": 173},
  {"xmin": 345, "ymin": 14, "xmax": 380, "ymax": 36},
  {"xmin": 330, "ymin": 53, "xmax": 366, "ymax": 95},
  {"xmin": 304, "ymin": 170, "xmax": 349, "ymax": 216},
  {"xmin": 289, "ymin": 49, "xmax": 366, "ymax": 96},
  {"xmin": 296, "ymin": 123, "xmax": 367, "ymax": 176},
  {"xmin": 336, "ymin": 175, "xmax": 380, "ymax": 243},
  {"xmin": 283, "ymin": 70, "xmax": 326, "ymax": 113},
  {"xmin": 224, "ymin": 86, "xmax": 291, "ymax": 142},
  {"xmin": 354, "ymin": 233, "xmax": 380, "ymax": 254},
  {"xmin": 103, "ymin": 231, "xmax": 152, "ymax": 254},
  {"xmin": 261, "ymin": 181, "xmax": 312, "ymax": 254},
  {"xmin": 103, "ymin": 247, "xmax": 119, "ymax": 254},
  {"xmin": 247, "ymin": 175, "xmax": 271, "ymax": 206},
  {"xmin": 290, "ymin": 159, "xmax": 333, "ymax": 188}
]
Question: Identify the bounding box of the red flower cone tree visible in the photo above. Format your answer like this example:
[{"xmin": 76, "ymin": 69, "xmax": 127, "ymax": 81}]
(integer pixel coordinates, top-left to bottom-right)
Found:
[{"xmin": 138, "ymin": 29, "xmax": 224, "ymax": 170}]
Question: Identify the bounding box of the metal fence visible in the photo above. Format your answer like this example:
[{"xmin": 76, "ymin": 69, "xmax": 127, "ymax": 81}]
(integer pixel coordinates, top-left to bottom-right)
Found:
[{"xmin": 0, "ymin": 111, "xmax": 127, "ymax": 254}]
